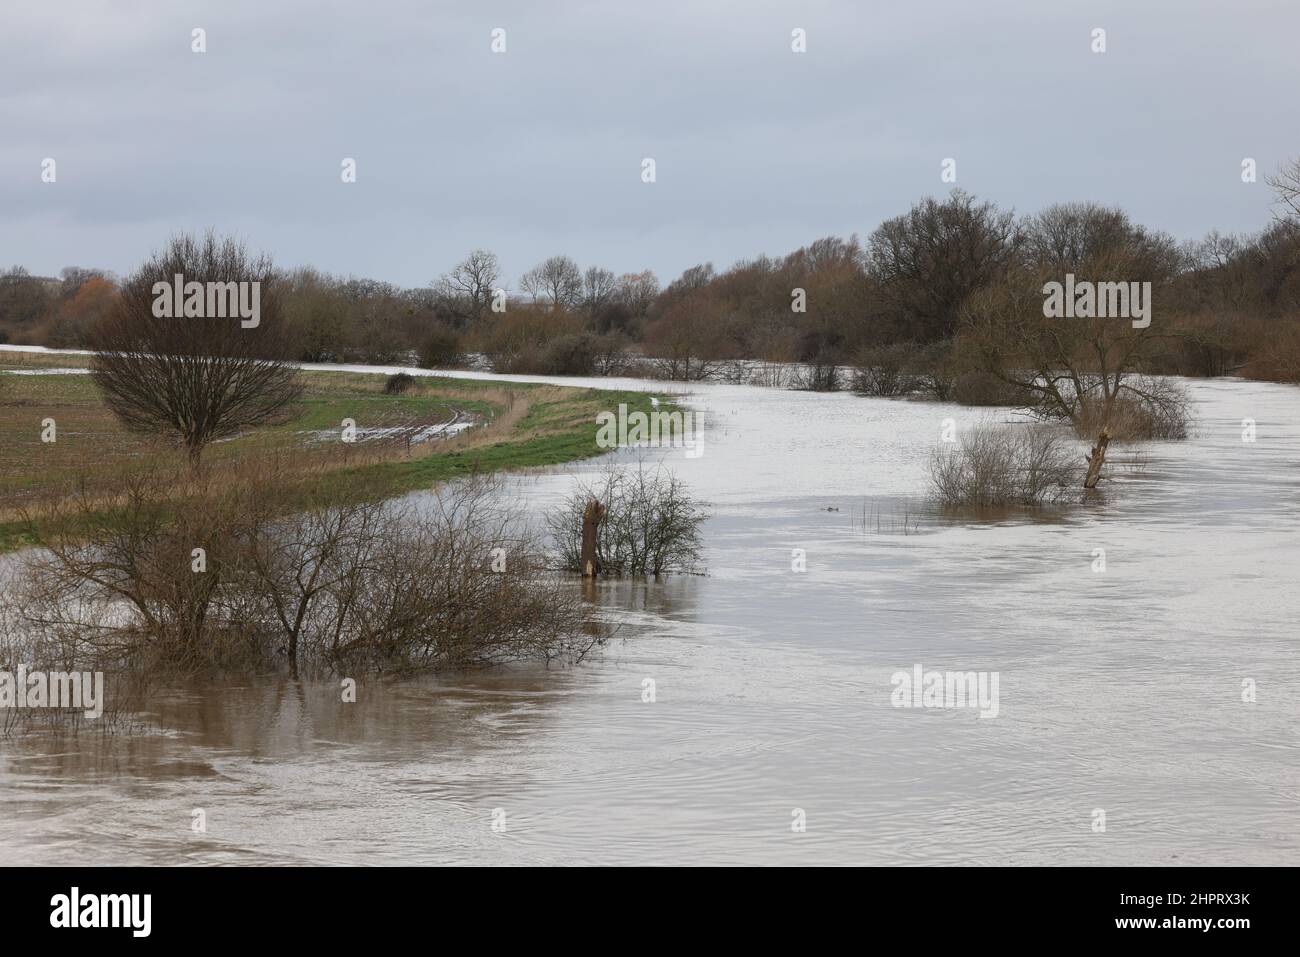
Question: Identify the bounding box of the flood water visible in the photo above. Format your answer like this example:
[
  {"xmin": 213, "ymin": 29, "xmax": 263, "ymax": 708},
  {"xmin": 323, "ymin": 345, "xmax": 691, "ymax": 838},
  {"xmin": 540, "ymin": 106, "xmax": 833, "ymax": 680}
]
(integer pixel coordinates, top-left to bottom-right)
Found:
[{"xmin": 2, "ymin": 366, "xmax": 1298, "ymax": 865}]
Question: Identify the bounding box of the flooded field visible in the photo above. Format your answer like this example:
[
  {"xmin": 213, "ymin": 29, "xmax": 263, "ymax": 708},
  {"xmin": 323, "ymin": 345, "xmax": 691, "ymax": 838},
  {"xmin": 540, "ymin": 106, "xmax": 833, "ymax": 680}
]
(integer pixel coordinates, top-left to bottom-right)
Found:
[{"xmin": 2, "ymin": 368, "xmax": 1298, "ymax": 865}]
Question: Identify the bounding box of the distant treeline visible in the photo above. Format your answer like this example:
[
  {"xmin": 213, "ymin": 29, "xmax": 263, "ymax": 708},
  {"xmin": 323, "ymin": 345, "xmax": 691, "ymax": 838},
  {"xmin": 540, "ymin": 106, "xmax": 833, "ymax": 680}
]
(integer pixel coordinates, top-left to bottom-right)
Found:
[{"xmin": 4, "ymin": 183, "xmax": 1299, "ymax": 388}]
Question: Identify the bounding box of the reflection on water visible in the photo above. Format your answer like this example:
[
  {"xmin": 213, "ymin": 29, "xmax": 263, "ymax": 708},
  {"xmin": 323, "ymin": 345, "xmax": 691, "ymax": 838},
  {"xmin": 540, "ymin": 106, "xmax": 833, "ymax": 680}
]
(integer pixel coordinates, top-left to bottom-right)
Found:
[{"xmin": 3, "ymin": 374, "xmax": 1299, "ymax": 865}]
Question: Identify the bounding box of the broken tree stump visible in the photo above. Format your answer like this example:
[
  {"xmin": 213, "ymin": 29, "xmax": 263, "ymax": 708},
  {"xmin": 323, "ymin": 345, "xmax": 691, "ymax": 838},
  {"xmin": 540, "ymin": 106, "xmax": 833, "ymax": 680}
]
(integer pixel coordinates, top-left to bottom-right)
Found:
[
  {"xmin": 580, "ymin": 498, "xmax": 606, "ymax": 577},
  {"xmin": 1084, "ymin": 429, "xmax": 1110, "ymax": 489}
]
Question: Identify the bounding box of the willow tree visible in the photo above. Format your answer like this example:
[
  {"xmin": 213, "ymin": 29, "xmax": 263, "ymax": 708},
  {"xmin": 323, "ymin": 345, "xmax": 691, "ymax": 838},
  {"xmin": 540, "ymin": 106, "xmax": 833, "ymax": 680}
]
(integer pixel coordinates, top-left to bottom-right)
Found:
[
  {"xmin": 88, "ymin": 232, "xmax": 301, "ymax": 468},
  {"xmin": 961, "ymin": 259, "xmax": 1186, "ymax": 488},
  {"xmin": 961, "ymin": 204, "xmax": 1185, "ymax": 489}
]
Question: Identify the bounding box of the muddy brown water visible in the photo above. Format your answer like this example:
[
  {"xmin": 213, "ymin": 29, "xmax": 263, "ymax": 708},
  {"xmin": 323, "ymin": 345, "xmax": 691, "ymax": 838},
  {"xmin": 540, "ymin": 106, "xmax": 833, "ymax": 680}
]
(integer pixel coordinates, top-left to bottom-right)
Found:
[{"xmin": 2, "ymin": 367, "xmax": 1297, "ymax": 864}]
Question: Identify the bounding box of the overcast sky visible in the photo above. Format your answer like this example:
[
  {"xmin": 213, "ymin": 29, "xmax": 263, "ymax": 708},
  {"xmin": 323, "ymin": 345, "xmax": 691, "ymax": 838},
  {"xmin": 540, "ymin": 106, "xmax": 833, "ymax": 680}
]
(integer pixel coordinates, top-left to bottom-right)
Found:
[{"xmin": 2, "ymin": 0, "xmax": 1297, "ymax": 288}]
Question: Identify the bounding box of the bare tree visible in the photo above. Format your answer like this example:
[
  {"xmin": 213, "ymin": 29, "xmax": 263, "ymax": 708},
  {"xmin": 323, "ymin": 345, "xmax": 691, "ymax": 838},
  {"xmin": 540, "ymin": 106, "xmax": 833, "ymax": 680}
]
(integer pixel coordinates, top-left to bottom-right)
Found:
[
  {"xmin": 547, "ymin": 463, "xmax": 707, "ymax": 576},
  {"xmin": 643, "ymin": 286, "xmax": 726, "ymax": 381},
  {"xmin": 930, "ymin": 422, "xmax": 1077, "ymax": 508},
  {"xmin": 1188, "ymin": 229, "xmax": 1243, "ymax": 270},
  {"xmin": 433, "ymin": 249, "xmax": 501, "ymax": 326},
  {"xmin": 520, "ymin": 255, "xmax": 583, "ymax": 309},
  {"xmin": 0, "ymin": 265, "xmax": 56, "ymax": 335},
  {"xmin": 785, "ymin": 234, "xmax": 865, "ymax": 274},
  {"xmin": 1267, "ymin": 156, "xmax": 1300, "ymax": 229},
  {"xmin": 960, "ymin": 251, "xmax": 1185, "ymax": 489},
  {"xmin": 1022, "ymin": 202, "xmax": 1134, "ymax": 268},
  {"xmin": 581, "ymin": 266, "xmax": 617, "ymax": 317},
  {"xmin": 15, "ymin": 471, "xmax": 594, "ymax": 676},
  {"xmin": 867, "ymin": 190, "xmax": 1020, "ymax": 341},
  {"xmin": 88, "ymin": 232, "xmax": 302, "ymax": 468},
  {"xmin": 615, "ymin": 270, "xmax": 659, "ymax": 316},
  {"xmin": 1021, "ymin": 202, "xmax": 1181, "ymax": 276}
]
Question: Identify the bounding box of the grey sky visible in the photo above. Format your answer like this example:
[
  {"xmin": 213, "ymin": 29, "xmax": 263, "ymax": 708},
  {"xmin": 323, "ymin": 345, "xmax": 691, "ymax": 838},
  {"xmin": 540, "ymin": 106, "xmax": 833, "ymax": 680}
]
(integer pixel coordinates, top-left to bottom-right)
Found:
[{"xmin": 2, "ymin": 0, "xmax": 1296, "ymax": 288}]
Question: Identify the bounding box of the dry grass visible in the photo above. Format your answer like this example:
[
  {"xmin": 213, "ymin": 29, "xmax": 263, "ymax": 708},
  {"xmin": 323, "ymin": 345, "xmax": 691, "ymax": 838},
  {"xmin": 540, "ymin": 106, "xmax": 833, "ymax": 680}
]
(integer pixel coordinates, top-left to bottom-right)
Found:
[
  {"xmin": 0, "ymin": 349, "xmax": 93, "ymax": 372},
  {"xmin": 0, "ymin": 369, "xmax": 476, "ymax": 523},
  {"xmin": 0, "ymin": 364, "xmax": 669, "ymax": 552}
]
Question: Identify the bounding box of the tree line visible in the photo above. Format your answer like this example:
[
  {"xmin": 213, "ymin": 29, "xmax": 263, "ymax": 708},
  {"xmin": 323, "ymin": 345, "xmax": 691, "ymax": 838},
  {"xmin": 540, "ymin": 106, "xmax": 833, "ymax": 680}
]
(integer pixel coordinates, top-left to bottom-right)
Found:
[{"xmin": 3, "ymin": 159, "xmax": 1298, "ymax": 392}]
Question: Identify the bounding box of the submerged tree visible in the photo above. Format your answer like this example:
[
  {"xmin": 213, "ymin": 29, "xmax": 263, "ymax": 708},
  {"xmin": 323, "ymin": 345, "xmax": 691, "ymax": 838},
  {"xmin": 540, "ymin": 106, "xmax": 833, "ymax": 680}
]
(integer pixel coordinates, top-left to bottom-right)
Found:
[
  {"xmin": 547, "ymin": 463, "xmax": 707, "ymax": 576},
  {"xmin": 88, "ymin": 232, "xmax": 302, "ymax": 468},
  {"xmin": 960, "ymin": 250, "xmax": 1186, "ymax": 489},
  {"xmin": 17, "ymin": 471, "xmax": 592, "ymax": 676},
  {"xmin": 960, "ymin": 201, "xmax": 1189, "ymax": 488}
]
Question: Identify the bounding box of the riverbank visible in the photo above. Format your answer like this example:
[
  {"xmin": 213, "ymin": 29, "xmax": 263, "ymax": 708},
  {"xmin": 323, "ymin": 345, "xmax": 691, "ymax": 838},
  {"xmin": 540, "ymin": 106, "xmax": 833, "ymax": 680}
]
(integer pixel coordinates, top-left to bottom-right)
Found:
[{"xmin": 0, "ymin": 347, "xmax": 669, "ymax": 553}]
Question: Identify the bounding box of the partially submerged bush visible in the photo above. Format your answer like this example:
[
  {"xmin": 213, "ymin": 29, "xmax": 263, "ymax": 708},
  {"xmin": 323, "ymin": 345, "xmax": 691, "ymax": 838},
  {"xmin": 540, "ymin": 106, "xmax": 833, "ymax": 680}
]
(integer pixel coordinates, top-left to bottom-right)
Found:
[
  {"xmin": 950, "ymin": 369, "xmax": 1038, "ymax": 407},
  {"xmin": 589, "ymin": 333, "xmax": 633, "ymax": 377},
  {"xmin": 537, "ymin": 332, "xmax": 598, "ymax": 376},
  {"xmin": 789, "ymin": 361, "xmax": 843, "ymax": 392},
  {"xmin": 547, "ymin": 464, "xmax": 707, "ymax": 575},
  {"xmin": 750, "ymin": 359, "xmax": 792, "ymax": 388},
  {"xmin": 909, "ymin": 342, "xmax": 961, "ymax": 401},
  {"xmin": 1020, "ymin": 373, "xmax": 1192, "ymax": 442},
  {"xmin": 1242, "ymin": 321, "xmax": 1300, "ymax": 383},
  {"xmin": 418, "ymin": 325, "xmax": 465, "ymax": 369},
  {"xmin": 930, "ymin": 423, "xmax": 1078, "ymax": 508},
  {"xmin": 850, "ymin": 343, "xmax": 923, "ymax": 397},
  {"xmin": 1073, "ymin": 375, "xmax": 1191, "ymax": 441},
  {"xmin": 10, "ymin": 472, "xmax": 594, "ymax": 677},
  {"xmin": 647, "ymin": 354, "xmax": 721, "ymax": 381}
]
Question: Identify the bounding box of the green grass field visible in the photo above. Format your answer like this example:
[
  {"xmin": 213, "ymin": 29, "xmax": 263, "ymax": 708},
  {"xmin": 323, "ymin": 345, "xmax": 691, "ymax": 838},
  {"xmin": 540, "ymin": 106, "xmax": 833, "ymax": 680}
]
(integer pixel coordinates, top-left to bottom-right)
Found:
[{"xmin": 0, "ymin": 354, "xmax": 666, "ymax": 552}]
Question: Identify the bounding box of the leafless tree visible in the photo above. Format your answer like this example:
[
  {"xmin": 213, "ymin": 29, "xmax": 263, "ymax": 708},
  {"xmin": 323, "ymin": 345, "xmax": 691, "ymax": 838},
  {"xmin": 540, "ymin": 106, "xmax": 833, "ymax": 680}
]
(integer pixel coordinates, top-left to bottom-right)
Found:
[
  {"xmin": 960, "ymin": 251, "xmax": 1187, "ymax": 489},
  {"xmin": 1022, "ymin": 202, "xmax": 1133, "ymax": 268},
  {"xmin": 1267, "ymin": 156, "xmax": 1300, "ymax": 230},
  {"xmin": 867, "ymin": 190, "xmax": 1020, "ymax": 341},
  {"xmin": 0, "ymin": 265, "xmax": 55, "ymax": 333},
  {"xmin": 581, "ymin": 266, "xmax": 618, "ymax": 317},
  {"xmin": 547, "ymin": 463, "xmax": 707, "ymax": 576},
  {"xmin": 87, "ymin": 232, "xmax": 302, "ymax": 468},
  {"xmin": 1022, "ymin": 202, "xmax": 1182, "ymax": 276},
  {"xmin": 14, "ymin": 471, "xmax": 595, "ymax": 677},
  {"xmin": 520, "ymin": 255, "xmax": 583, "ymax": 309},
  {"xmin": 673, "ymin": 263, "xmax": 715, "ymax": 291},
  {"xmin": 930, "ymin": 422, "xmax": 1077, "ymax": 508},
  {"xmin": 1188, "ymin": 229, "xmax": 1243, "ymax": 270},
  {"xmin": 615, "ymin": 270, "xmax": 659, "ymax": 316},
  {"xmin": 433, "ymin": 249, "xmax": 501, "ymax": 326}
]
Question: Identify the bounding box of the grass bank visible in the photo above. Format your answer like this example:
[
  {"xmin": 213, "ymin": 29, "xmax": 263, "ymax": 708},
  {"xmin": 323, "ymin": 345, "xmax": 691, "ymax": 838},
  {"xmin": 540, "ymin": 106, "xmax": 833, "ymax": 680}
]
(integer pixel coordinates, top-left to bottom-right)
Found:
[{"xmin": 0, "ymin": 354, "xmax": 668, "ymax": 553}]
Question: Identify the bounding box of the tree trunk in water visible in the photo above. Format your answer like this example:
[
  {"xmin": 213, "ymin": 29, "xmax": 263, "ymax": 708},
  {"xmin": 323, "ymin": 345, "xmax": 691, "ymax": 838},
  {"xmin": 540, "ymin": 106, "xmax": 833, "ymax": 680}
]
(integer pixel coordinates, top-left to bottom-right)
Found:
[
  {"xmin": 580, "ymin": 499, "xmax": 605, "ymax": 577},
  {"xmin": 1084, "ymin": 429, "xmax": 1110, "ymax": 489}
]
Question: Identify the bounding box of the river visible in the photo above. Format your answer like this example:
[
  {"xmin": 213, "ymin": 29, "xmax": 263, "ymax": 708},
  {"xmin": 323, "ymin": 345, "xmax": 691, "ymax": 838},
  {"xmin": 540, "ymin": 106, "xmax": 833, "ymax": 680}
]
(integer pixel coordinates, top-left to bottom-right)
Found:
[{"xmin": 2, "ymin": 363, "xmax": 1297, "ymax": 865}]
